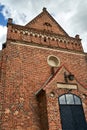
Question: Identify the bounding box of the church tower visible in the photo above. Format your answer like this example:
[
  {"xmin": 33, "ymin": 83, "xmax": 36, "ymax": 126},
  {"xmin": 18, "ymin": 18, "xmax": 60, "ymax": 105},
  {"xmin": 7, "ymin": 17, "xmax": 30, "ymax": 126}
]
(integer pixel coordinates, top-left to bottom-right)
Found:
[{"xmin": 0, "ymin": 8, "xmax": 87, "ymax": 130}]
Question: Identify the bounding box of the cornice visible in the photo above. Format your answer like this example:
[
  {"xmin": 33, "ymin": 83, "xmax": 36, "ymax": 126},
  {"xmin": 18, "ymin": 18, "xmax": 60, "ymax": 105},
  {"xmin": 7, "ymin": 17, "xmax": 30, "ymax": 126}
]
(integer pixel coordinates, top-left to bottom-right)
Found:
[{"xmin": 9, "ymin": 23, "xmax": 81, "ymax": 44}]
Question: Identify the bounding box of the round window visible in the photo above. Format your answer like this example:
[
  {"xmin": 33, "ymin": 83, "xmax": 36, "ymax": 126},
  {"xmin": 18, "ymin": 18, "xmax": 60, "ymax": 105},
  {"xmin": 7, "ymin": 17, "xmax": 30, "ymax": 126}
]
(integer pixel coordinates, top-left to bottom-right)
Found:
[{"xmin": 47, "ymin": 55, "xmax": 60, "ymax": 67}]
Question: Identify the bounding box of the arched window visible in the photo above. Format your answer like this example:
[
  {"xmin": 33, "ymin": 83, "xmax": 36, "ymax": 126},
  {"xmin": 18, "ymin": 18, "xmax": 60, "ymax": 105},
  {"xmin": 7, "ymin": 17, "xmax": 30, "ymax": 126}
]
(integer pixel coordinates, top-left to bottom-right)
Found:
[
  {"xmin": 58, "ymin": 94, "xmax": 87, "ymax": 130},
  {"xmin": 59, "ymin": 94, "xmax": 81, "ymax": 105}
]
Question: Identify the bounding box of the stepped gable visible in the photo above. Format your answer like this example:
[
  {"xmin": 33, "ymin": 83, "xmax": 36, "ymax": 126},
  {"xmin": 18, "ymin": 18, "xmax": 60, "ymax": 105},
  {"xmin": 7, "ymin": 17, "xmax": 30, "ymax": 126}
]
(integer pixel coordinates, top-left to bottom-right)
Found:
[{"xmin": 26, "ymin": 7, "xmax": 69, "ymax": 36}]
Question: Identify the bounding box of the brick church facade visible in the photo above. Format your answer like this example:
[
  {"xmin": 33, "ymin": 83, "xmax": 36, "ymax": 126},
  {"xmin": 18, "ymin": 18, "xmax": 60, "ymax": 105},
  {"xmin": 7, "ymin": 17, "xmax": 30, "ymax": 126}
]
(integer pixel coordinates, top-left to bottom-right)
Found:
[{"xmin": 0, "ymin": 8, "xmax": 87, "ymax": 130}]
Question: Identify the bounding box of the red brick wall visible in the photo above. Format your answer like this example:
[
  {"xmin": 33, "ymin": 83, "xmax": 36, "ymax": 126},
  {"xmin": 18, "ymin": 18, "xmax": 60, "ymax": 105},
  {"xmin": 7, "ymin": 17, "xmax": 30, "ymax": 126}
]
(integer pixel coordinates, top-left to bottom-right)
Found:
[
  {"xmin": 45, "ymin": 87, "xmax": 87, "ymax": 130},
  {"xmin": 0, "ymin": 10, "xmax": 87, "ymax": 129},
  {"xmin": 37, "ymin": 90, "xmax": 49, "ymax": 130},
  {"xmin": 42, "ymin": 65, "xmax": 87, "ymax": 130},
  {"xmin": 0, "ymin": 41, "xmax": 87, "ymax": 129}
]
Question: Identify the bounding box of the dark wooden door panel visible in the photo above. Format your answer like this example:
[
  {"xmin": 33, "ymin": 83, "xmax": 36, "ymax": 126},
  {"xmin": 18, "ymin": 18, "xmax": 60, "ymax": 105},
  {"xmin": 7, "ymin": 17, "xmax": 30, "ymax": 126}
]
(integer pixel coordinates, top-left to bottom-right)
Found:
[{"xmin": 60, "ymin": 105, "xmax": 87, "ymax": 130}]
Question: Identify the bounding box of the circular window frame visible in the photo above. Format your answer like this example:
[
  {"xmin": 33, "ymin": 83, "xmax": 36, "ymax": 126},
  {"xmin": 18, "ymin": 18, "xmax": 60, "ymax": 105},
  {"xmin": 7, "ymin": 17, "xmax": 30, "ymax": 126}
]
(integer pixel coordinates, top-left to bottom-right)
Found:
[{"xmin": 47, "ymin": 55, "xmax": 60, "ymax": 67}]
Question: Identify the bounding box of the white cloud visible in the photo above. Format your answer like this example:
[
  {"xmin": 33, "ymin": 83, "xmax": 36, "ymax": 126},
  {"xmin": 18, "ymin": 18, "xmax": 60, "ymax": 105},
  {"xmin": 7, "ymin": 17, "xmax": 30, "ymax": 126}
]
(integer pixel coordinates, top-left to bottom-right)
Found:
[
  {"xmin": 81, "ymin": 33, "xmax": 87, "ymax": 52},
  {"xmin": 0, "ymin": 25, "xmax": 7, "ymax": 50},
  {"xmin": 0, "ymin": 0, "xmax": 87, "ymax": 52}
]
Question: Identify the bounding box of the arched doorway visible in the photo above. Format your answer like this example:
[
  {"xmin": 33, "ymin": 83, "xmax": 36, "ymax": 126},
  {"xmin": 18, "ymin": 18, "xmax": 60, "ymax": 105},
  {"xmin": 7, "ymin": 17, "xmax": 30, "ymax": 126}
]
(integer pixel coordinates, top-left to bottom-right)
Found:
[{"xmin": 59, "ymin": 94, "xmax": 87, "ymax": 130}]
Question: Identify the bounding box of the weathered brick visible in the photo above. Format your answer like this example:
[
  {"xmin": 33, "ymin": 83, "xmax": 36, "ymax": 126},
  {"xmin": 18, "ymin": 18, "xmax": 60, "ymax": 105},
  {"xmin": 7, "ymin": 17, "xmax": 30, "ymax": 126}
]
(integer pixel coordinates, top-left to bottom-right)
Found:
[{"xmin": 0, "ymin": 8, "xmax": 87, "ymax": 130}]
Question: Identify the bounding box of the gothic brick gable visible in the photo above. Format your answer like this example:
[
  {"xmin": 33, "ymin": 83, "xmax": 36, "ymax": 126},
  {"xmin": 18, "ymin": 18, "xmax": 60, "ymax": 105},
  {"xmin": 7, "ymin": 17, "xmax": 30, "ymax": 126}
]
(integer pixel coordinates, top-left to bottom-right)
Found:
[
  {"xmin": 26, "ymin": 8, "xmax": 69, "ymax": 36},
  {"xmin": 7, "ymin": 8, "xmax": 83, "ymax": 52},
  {"xmin": 0, "ymin": 8, "xmax": 87, "ymax": 130},
  {"xmin": 36, "ymin": 65, "xmax": 87, "ymax": 94},
  {"xmin": 47, "ymin": 66, "xmax": 87, "ymax": 92}
]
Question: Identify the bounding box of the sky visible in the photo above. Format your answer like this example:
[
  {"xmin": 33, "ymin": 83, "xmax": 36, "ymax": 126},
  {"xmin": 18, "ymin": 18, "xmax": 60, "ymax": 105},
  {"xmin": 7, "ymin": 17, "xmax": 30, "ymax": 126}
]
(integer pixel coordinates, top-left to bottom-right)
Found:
[{"xmin": 0, "ymin": 0, "xmax": 87, "ymax": 52}]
